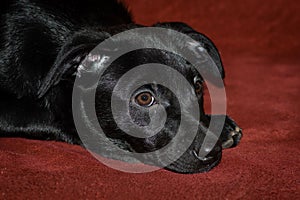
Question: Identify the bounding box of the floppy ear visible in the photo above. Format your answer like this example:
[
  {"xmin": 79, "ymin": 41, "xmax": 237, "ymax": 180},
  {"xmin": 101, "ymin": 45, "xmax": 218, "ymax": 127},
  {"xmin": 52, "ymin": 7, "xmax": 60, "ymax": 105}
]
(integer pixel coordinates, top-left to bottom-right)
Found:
[
  {"xmin": 153, "ymin": 22, "xmax": 225, "ymax": 79},
  {"xmin": 37, "ymin": 30, "xmax": 110, "ymax": 98}
]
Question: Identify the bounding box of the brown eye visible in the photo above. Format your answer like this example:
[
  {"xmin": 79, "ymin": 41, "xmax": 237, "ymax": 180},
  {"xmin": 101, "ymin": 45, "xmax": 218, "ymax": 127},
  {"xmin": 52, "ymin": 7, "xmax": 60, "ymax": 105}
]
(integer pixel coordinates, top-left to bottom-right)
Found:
[
  {"xmin": 135, "ymin": 92, "xmax": 155, "ymax": 107},
  {"xmin": 195, "ymin": 81, "xmax": 202, "ymax": 95}
]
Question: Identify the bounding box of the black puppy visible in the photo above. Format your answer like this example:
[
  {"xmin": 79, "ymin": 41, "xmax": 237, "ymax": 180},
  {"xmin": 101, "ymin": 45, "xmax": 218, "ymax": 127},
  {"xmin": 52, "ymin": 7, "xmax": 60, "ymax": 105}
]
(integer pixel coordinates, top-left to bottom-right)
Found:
[{"xmin": 0, "ymin": 0, "xmax": 242, "ymax": 173}]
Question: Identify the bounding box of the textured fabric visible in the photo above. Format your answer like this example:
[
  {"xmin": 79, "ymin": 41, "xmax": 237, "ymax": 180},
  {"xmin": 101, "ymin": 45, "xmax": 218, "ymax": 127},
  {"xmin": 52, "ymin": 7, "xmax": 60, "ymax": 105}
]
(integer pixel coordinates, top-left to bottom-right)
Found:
[{"xmin": 0, "ymin": 0, "xmax": 299, "ymax": 199}]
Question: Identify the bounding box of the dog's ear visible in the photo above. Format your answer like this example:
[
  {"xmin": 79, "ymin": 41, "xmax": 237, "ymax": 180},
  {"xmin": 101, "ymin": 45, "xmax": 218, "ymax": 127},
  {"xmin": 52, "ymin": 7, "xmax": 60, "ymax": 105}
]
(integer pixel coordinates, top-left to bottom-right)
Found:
[
  {"xmin": 153, "ymin": 22, "xmax": 225, "ymax": 80},
  {"xmin": 37, "ymin": 31, "xmax": 110, "ymax": 98}
]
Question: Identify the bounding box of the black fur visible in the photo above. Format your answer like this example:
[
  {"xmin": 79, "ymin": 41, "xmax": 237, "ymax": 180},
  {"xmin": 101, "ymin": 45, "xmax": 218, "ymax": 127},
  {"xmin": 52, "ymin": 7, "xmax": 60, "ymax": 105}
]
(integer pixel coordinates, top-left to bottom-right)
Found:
[{"xmin": 0, "ymin": 0, "xmax": 242, "ymax": 173}]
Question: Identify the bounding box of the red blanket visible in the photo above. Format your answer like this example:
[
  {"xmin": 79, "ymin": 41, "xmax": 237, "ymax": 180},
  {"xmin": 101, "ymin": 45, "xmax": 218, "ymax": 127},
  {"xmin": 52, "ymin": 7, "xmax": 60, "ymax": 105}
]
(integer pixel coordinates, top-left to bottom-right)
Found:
[{"xmin": 0, "ymin": 0, "xmax": 299, "ymax": 199}]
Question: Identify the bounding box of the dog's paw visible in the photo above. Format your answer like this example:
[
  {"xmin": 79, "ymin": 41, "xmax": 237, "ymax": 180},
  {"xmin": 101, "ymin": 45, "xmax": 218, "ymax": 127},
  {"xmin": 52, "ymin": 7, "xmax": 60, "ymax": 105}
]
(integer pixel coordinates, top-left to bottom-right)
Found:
[{"xmin": 221, "ymin": 116, "xmax": 243, "ymax": 149}]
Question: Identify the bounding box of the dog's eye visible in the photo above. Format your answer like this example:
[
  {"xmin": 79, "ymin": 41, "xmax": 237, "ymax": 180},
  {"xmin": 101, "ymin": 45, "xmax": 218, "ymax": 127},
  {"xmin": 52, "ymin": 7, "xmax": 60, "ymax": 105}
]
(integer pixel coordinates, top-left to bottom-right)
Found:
[
  {"xmin": 135, "ymin": 92, "xmax": 155, "ymax": 107},
  {"xmin": 194, "ymin": 81, "xmax": 202, "ymax": 95}
]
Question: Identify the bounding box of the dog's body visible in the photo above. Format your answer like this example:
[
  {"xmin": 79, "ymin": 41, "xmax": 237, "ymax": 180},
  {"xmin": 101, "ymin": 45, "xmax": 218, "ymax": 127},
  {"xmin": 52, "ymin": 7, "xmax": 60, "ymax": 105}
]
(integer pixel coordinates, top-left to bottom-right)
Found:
[{"xmin": 0, "ymin": 0, "xmax": 242, "ymax": 173}]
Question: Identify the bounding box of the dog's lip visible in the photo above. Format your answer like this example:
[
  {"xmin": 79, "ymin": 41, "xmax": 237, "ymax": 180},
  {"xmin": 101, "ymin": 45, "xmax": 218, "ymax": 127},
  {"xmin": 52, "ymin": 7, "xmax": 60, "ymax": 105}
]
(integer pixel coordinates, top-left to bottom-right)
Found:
[
  {"xmin": 192, "ymin": 150, "xmax": 214, "ymax": 162},
  {"xmin": 191, "ymin": 150, "xmax": 222, "ymax": 173},
  {"xmin": 192, "ymin": 144, "xmax": 221, "ymax": 162},
  {"xmin": 164, "ymin": 150, "xmax": 222, "ymax": 174}
]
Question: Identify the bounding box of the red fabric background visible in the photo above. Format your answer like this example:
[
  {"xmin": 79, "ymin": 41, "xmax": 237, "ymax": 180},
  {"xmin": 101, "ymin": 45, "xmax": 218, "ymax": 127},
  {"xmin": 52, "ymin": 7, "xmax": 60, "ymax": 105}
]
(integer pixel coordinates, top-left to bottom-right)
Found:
[{"xmin": 0, "ymin": 0, "xmax": 299, "ymax": 199}]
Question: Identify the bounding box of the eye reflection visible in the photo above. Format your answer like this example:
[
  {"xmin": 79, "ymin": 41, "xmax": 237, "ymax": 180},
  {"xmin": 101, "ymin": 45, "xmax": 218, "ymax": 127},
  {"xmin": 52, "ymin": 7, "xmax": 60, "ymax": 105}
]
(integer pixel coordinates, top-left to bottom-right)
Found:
[{"xmin": 135, "ymin": 92, "xmax": 155, "ymax": 107}]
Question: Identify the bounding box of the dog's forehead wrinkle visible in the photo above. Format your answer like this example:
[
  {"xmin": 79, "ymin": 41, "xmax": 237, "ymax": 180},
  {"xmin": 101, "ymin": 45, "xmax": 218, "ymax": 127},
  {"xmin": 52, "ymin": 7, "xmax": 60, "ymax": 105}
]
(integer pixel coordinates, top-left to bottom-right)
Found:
[{"xmin": 119, "ymin": 32, "xmax": 181, "ymax": 53}]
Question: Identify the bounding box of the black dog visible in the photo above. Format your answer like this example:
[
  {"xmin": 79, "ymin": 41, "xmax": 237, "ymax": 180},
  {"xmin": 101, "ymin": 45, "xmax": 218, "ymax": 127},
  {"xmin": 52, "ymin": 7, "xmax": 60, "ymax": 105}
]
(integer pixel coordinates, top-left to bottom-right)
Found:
[{"xmin": 0, "ymin": 0, "xmax": 242, "ymax": 173}]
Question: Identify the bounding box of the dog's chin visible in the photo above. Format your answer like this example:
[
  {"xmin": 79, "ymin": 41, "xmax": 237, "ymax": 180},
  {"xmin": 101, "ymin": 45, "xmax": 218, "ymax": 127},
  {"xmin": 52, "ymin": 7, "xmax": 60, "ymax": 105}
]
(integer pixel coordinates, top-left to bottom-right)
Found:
[{"xmin": 163, "ymin": 148, "xmax": 222, "ymax": 174}]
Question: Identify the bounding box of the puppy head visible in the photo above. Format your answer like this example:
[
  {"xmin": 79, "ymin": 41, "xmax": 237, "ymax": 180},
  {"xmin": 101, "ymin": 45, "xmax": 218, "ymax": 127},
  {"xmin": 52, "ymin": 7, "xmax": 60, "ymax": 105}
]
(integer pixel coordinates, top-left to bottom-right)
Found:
[{"xmin": 62, "ymin": 23, "xmax": 225, "ymax": 173}]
